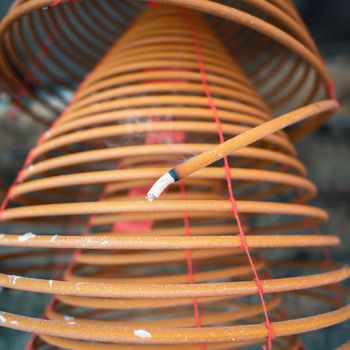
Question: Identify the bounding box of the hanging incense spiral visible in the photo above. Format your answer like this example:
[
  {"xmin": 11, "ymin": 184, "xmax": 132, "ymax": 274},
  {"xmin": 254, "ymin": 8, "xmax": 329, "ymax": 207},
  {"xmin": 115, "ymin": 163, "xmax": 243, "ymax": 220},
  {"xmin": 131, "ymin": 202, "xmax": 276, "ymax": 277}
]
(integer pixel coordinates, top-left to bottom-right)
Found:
[{"xmin": 0, "ymin": 1, "xmax": 349, "ymax": 349}]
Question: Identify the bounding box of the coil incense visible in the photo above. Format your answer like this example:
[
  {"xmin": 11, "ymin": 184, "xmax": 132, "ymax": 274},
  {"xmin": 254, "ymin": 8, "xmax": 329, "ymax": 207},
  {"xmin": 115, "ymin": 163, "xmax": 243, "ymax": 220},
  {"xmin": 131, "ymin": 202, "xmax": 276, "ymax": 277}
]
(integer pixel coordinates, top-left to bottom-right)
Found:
[{"xmin": 0, "ymin": 1, "xmax": 348, "ymax": 350}]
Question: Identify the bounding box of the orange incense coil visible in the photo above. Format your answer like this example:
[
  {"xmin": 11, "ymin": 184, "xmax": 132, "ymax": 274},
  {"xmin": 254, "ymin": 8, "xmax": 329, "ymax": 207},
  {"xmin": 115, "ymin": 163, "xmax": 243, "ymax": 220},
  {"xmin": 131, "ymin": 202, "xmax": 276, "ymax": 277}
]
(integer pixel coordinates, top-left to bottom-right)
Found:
[{"xmin": 0, "ymin": 1, "xmax": 348, "ymax": 350}]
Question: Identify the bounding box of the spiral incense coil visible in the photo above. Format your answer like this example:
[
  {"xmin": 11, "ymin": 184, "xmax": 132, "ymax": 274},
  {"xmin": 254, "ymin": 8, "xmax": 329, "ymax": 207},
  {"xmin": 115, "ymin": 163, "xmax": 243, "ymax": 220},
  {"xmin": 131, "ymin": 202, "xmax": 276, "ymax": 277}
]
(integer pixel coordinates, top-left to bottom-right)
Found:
[{"xmin": 0, "ymin": 2, "xmax": 348, "ymax": 350}]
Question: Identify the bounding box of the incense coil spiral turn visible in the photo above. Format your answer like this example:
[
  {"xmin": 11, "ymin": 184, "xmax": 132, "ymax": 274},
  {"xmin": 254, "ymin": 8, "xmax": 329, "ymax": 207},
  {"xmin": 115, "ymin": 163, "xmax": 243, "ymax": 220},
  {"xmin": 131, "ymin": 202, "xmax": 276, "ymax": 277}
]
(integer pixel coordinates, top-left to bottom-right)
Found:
[{"xmin": 0, "ymin": 1, "xmax": 349, "ymax": 350}]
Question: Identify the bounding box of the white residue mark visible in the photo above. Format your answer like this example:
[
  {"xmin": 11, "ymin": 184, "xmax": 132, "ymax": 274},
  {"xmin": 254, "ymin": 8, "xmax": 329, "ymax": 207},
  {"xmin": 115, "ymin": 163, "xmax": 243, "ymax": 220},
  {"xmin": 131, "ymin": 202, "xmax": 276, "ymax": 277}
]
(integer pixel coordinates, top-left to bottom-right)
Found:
[
  {"xmin": 64, "ymin": 315, "xmax": 75, "ymax": 321},
  {"xmin": 0, "ymin": 315, "xmax": 6, "ymax": 323},
  {"xmin": 10, "ymin": 320, "xmax": 18, "ymax": 326},
  {"xmin": 10, "ymin": 275, "xmax": 20, "ymax": 285},
  {"xmin": 50, "ymin": 235, "xmax": 58, "ymax": 242},
  {"xmin": 76, "ymin": 282, "xmax": 88, "ymax": 291},
  {"xmin": 134, "ymin": 329, "xmax": 152, "ymax": 339},
  {"xmin": 146, "ymin": 172, "xmax": 175, "ymax": 201},
  {"xmin": 18, "ymin": 232, "xmax": 36, "ymax": 242},
  {"xmin": 68, "ymin": 321, "xmax": 76, "ymax": 325},
  {"xmin": 0, "ymin": 234, "xmax": 5, "ymax": 239},
  {"xmin": 28, "ymin": 165, "xmax": 34, "ymax": 172},
  {"xmin": 100, "ymin": 240, "xmax": 109, "ymax": 246},
  {"xmin": 48, "ymin": 280, "xmax": 53, "ymax": 289}
]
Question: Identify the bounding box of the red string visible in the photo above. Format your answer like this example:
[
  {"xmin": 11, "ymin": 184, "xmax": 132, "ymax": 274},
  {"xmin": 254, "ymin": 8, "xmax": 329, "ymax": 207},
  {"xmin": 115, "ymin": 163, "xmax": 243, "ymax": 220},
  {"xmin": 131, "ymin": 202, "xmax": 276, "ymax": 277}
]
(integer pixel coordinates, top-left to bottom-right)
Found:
[
  {"xmin": 324, "ymin": 80, "xmax": 340, "ymax": 110},
  {"xmin": 47, "ymin": 0, "xmax": 75, "ymax": 8},
  {"xmin": 181, "ymin": 9, "xmax": 274, "ymax": 350},
  {"xmin": 327, "ymin": 80, "xmax": 337, "ymax": 101},
  {"xmin": 0, "ymin": 116, "xmax": 62, "ymax": 218},
  {"xmin": 179, "ymin": 182, "xmax": 206, "ymax": 350},
  {"xmin": 148, "ymin": 1, "xmax": 160, "ymax": 8},
  {"xmin": 48, "ymin": 0, "xmax": 62, "ymax": 7},
  {"xmin": 319, "ymin": 59, "xmax": 339, "ymax": 105}
]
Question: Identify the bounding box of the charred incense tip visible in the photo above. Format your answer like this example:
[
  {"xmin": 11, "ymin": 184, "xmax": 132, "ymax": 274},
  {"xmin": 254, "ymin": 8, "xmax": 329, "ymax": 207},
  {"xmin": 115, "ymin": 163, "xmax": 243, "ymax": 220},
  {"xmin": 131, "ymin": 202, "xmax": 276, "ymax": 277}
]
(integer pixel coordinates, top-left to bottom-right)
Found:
[{"xmin": 146, "ymin": 172, "xmax": 176, "ymax": 201}]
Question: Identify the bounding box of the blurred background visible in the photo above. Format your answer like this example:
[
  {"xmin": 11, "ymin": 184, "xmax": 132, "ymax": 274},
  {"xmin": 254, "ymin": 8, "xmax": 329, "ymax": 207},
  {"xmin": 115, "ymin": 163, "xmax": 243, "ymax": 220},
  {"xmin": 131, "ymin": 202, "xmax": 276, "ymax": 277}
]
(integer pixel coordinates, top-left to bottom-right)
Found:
[{"xmin": 0, "ymin": 0, "xmax": 349, "ymax": 349}]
